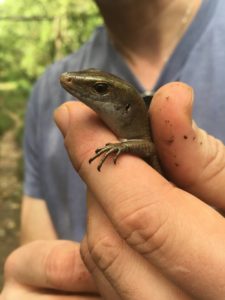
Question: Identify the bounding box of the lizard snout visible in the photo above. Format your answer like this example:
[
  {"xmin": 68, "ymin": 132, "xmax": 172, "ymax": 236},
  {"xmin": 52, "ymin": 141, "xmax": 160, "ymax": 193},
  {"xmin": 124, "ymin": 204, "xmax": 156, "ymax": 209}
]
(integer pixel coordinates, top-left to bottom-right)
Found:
[{"xmin": 60, "ymin": 72, "xmax": 74, "ymax": 89}]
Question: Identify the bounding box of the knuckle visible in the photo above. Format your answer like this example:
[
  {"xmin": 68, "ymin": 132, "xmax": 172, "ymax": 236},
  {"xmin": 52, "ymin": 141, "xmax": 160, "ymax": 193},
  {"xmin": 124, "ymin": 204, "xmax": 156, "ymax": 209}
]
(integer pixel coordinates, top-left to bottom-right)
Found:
[
  {"xmin": 88, "ymin": 234, "xmax": 121, "ymax": 273},
  {"xmin": 80, "ymin": 238, "xmax": 89, "ymax": 266},
  {"xmin": 120, "ymin": 202, "xmax": 170, "ymax": 257},
  {"xmin": 80, "ymin": 238, "xmax": 98, "ymax": 274}
]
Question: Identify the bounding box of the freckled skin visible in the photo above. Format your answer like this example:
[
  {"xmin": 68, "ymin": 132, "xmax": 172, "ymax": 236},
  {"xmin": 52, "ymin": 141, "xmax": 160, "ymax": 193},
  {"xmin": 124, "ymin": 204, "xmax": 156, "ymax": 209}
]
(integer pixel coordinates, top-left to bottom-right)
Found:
[{"xmin": 60, "ymin": 68, "xmax": 162, "ymax": 173}]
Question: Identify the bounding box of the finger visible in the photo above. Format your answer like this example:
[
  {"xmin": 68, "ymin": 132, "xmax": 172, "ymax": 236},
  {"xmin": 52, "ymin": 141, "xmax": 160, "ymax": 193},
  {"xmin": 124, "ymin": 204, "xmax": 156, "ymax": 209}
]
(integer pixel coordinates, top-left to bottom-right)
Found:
[
  {"xmin": 150, "ymin": 82, "xmax": 225, "ymax": 210},
  {"xmin": 2, "ymin": 283, "xmax": 100, "ymax": 300},
  {"xmin": 81, "ymin": 235, "xmax": 121, "ymax": 300},
  {"xmin": 4, "ymin": 240, "xmax": 97, "ymax": 293},
  {"xmin": 83, "ymin": 192, "xmax": 192, "ymax": 300},
  {"xmin": 54, "ymin": 101, "xmax": 118, "ymax": 172},
  {"xmin": 54, "ymin": 100, "xmax": 225, "ymax": 299}
]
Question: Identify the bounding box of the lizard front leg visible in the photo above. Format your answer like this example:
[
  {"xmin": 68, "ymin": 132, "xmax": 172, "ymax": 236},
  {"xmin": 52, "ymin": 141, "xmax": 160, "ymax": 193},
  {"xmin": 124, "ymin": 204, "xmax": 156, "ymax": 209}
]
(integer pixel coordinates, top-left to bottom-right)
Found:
[{"xmin": 89, "ymin": 139, "xmax": 162, "ymax": 173}]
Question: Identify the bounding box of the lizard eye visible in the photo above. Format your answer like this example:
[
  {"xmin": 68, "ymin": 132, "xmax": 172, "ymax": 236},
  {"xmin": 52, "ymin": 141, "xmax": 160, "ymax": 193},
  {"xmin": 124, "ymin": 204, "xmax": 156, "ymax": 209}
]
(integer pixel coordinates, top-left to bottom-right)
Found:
[{"xmin": 94, "ymin": 82, "xmax": 109, "ymax": 94}]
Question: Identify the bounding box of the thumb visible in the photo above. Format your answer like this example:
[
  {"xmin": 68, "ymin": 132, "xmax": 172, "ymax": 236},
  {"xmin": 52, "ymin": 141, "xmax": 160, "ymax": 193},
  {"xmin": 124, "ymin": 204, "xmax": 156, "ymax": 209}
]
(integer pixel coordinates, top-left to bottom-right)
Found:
[{"xmin": 151, "ymin": 82, "xmax": 225, "ymax": 210}]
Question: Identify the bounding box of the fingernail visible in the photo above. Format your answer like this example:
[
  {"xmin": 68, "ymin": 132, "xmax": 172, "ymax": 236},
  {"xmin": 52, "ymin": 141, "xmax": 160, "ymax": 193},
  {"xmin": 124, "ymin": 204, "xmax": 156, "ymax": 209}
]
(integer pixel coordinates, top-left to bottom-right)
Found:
[{"xmin": 54, "ymin": 104, "xmax": 69, "ymax": 137}]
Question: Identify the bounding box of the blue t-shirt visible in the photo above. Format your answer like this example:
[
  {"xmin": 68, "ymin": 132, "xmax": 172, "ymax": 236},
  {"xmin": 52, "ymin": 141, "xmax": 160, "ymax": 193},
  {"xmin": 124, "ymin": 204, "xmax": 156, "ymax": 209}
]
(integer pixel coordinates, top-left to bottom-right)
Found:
[{"xmin": 24, "ymin": 0, "xmax": 225, "ymax": 241}]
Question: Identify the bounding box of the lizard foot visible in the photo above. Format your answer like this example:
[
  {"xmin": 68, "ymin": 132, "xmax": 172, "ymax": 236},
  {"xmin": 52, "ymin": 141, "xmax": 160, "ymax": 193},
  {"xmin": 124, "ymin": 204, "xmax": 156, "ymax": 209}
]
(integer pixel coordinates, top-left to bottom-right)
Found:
[{"xmin": 89, "ymin": 142, "xmax": 127, "ymax": 171}]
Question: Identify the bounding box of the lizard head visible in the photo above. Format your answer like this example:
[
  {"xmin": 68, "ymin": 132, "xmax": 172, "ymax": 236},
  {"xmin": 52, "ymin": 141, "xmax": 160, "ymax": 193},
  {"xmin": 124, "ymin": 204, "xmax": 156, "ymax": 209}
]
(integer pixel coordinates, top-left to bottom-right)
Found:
[
  {"xmin": 60, "ymin": 68, "xmax": 140, "ymax": 107},
  {"xmin": 60, "ymin": 68, "xmax": 148, "ymax": 138}
]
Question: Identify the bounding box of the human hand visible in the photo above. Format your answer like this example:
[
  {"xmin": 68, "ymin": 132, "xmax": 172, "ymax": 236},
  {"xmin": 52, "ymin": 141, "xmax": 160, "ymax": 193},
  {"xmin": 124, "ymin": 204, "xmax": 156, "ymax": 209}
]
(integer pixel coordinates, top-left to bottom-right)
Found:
[
  {"xmin": 1, "ymin": 240, "xmax": 102, "ymax": 299},
  {"xmin": 54, "ymin": 82, "xmax": 225, "ymax": 299}
]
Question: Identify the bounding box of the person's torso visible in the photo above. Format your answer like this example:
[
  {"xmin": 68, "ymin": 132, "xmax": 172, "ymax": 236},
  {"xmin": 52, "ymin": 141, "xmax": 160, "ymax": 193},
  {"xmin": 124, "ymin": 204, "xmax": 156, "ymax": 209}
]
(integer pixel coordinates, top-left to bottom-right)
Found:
[{"xmin": 35, "ymin": 0, "xmax": 225, "ymax": 240}]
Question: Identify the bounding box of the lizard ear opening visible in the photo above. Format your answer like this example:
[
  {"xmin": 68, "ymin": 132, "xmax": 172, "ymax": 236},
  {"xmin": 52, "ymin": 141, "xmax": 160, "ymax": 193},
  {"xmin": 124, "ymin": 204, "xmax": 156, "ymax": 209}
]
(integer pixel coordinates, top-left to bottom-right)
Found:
[
  {"xmin": 94, "ymin": 82, "xmax": 109, "ymax": 94},
  {"xmin": 125, "ymin": 103, "xmax": 131, "ymax": 112}
]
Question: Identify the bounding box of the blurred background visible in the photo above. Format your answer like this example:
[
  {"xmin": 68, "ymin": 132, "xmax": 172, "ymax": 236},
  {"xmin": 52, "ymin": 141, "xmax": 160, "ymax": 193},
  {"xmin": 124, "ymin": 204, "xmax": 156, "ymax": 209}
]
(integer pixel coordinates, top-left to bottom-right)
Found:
[{"xmin": 0, "ymin": 0, "xmax": 102, "ymax": 287}]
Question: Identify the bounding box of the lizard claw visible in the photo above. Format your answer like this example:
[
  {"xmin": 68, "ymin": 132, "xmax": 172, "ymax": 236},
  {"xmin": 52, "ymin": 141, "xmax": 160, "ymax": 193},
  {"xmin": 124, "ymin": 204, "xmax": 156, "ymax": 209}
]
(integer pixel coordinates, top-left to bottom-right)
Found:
[{"xmin": 89, "ymin": 142, "xmax": 126, "ymax": 171}]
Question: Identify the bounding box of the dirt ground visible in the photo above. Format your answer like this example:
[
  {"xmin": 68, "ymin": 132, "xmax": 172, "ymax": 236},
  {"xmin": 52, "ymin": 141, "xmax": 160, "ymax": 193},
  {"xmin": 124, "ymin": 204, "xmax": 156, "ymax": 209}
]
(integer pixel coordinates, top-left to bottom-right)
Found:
[{"xmin": 0, "ymin": 123, "xmax": 22, "ymax": 288}]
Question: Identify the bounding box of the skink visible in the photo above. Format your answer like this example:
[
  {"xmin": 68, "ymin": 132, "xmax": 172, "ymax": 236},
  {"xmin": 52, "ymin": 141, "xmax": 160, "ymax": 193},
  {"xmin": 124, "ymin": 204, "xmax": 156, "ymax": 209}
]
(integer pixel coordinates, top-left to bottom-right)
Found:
[{"xmin": 60, "ymin": 68, "xmax": 162, "ymax": 173}]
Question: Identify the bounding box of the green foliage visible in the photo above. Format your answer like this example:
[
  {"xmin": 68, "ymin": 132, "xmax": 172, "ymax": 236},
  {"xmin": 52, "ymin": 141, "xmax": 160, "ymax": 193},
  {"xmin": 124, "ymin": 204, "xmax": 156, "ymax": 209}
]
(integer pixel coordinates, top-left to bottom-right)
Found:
[
  {"xmin": 15, "ymin": 125, "xmax": 25, "ymax": 181},
  {"xmin": 16, "ymin": 155, "xmax": 24, "ymax": 181},
  {"xmin": 0, "ymin": 111, "xmax": 14, "ymax": 136},
  {"xmin": 0, "ymin": 0, "xmax": 102, "ymax": 85},
  {"xmin": 1, "ymin": 89, "xmax": 27, "ymax": 112},
  {"xmin": 15, "ymin": 124, "xmax": 24, "ymax": 148},
  {"xmin": 0, "ymin": 1, "xmax": 102, "ymax": 182}
]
